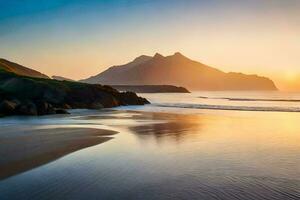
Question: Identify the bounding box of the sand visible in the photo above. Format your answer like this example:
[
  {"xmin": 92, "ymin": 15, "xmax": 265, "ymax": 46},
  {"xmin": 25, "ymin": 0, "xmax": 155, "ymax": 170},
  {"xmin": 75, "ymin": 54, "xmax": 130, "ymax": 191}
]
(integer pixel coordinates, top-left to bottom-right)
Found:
[{"xmin": 0, "ymin": 127, "xmax": 117, "ymax": 180}]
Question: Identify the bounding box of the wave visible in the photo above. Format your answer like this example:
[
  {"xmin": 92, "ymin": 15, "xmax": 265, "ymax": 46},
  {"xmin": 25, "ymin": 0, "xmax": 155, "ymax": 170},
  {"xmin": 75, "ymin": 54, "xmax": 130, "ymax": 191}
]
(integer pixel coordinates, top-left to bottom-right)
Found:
[
  {"xmin": 154, "ymin": 103, "xmax": 300, "ymax": 112},
  {"xmin": 198, "ymin": 96, "xmax": 300, "ymax": 102}
]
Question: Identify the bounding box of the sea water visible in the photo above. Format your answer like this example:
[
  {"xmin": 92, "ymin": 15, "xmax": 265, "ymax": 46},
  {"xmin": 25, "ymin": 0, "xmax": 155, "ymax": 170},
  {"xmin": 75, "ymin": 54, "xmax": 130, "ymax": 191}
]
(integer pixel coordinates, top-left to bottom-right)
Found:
[{"xmin": 0, "ymin": 91, "xmax": 299, "ymax": 200}]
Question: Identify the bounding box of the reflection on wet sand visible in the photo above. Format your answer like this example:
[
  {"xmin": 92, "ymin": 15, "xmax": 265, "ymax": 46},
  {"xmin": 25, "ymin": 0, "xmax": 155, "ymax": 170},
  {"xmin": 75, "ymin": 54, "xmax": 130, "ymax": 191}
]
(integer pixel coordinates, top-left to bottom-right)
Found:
[
  {"xmin": 1, "ymin": 110, "xmax": 299, "ymax": 200},
  {"xmin": 128, "ymin": 113, "xmax": 203, "ymax": 144},
  {"xmin": 78, "ymin": 111, "xmax": 204, "ymax": 143},
  {"xmin": 0, "ymin": 127, "xmax": 116, "ymax": 180}
]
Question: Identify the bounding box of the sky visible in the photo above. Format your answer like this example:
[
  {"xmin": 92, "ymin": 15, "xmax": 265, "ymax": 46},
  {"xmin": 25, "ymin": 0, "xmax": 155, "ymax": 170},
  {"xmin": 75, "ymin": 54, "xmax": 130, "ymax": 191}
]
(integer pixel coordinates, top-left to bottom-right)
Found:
[{"xmin": 0, "ymin": 0, "xmax": 299, "ymax": 90}]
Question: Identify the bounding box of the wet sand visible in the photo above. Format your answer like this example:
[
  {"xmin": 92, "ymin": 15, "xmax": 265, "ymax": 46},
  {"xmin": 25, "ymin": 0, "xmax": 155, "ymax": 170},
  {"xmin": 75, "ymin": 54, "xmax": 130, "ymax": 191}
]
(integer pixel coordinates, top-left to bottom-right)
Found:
[
  {"xmin": 0, "ymin": 110, "xmax": 300, "ymax": 200},
  {"xmin": 0, "ymin": 111, "xmax": 195, "ymax": 181},
  {"xmin": 0, "ymin": 127, "xmax": 117, "ymax": 180}
]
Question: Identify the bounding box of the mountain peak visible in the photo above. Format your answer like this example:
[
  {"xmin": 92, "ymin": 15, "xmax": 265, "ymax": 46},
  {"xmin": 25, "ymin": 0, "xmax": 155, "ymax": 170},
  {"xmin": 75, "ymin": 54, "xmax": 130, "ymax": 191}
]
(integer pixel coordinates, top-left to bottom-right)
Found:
[
  {"xmin": 171, "ymin": 52, "xmax": 189, "ymax": 60},
  {"xmin": 173, "ymin": 52, "xmax": 183, "ymax": 57},
  {"xmin": 82, "ymin": 52, "xmax": 277, "ymax": 91},
  {"xmin": 133, "ymin": 55, "xmax": 151, "ymax": 62},
  {"xmin": 153, "ymin": 53, "xmax": 164, "ymax": 59}
]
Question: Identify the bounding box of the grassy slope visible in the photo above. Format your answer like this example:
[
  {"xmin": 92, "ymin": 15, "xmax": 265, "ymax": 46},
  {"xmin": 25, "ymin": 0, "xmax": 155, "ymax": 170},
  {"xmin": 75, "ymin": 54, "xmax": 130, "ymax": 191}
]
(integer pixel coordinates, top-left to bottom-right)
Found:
[
  {"xmin": 0, "ymin": 58, "xmax": 49, "ymax": 79},
  {"xmin": 0, "ymin": 69, "xmax": 148, "ymax": 108}
]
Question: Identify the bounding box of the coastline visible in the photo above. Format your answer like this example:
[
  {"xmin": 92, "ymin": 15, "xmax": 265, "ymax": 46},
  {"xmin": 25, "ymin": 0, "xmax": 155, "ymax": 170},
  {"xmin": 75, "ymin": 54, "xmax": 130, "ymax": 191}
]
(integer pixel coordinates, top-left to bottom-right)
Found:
[
  {"xmin": 0, "ymin": 127, "xmax": 117, "ymax": 180},
  {"xmin": 0, "ymin": 110, "xmax": 194, "ymax": 181},
  {"xmin": 0, "ymin": 106, "xmax": 299, "ymax": 200}
]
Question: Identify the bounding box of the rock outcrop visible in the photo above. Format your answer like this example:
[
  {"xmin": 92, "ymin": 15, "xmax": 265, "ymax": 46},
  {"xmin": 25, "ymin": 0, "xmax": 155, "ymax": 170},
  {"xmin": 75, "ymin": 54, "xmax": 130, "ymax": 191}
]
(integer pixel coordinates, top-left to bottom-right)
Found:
[
  {"xmin": 0, "ymin": 64, "xmax": 149, "ymax": 117},
  {"xmin": 0, "ymin": 100, "xmax": 19, "ymax": 115}
]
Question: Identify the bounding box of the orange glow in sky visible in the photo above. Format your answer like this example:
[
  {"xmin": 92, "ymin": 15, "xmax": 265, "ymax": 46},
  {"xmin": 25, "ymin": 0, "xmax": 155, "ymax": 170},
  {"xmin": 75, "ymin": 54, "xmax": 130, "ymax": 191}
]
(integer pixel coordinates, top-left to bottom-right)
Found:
[{"xmin": 0, "ymin": 1, "xmax": 299, "ymax": 91}]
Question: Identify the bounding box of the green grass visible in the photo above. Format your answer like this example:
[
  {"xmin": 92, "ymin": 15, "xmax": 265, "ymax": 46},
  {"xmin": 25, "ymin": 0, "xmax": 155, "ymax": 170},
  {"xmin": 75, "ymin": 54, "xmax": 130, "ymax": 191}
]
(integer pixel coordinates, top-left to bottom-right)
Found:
[{"xmin": 0, "ymin": 69, "xmax": 119, "ymax": 102}]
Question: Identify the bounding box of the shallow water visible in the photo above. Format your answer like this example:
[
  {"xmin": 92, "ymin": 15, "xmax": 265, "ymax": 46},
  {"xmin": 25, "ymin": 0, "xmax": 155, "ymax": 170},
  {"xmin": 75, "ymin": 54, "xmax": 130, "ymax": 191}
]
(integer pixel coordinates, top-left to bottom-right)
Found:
[
  {"xmin": 0, "ymin": 92, "xmax": 300, "ymax": 200},
  {"xmin": 121, "ymin": 91, "xmax": 300, "ymax": 113}
]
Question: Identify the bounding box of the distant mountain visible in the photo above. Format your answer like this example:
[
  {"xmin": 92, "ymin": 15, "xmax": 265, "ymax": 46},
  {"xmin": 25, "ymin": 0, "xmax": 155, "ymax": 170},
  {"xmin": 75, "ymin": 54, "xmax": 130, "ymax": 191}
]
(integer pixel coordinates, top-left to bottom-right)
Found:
[
  {"xmin": 52, "ymin": 75, "xmax": 75, "ymax": 82},
  {"xmin": 82, "ymin": 53, "xmax": 277, "ymax": 91},
  {"xmin": 84, "ymin": 55, "xmax": 152, "ymax": 84},
  {"xmin": 111, "ymin": 85, "xmax": 190, "ymax": 93},
  {"xmin": 0, "ymin": 58, "xmax": 49, "ymax": 79}
]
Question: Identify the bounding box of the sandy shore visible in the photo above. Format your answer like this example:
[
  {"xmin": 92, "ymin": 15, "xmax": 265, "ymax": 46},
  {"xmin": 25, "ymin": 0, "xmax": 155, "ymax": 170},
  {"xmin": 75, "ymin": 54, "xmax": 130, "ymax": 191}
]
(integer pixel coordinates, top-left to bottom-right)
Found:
[{"xmin": 0, "ymin": 127, "xmax": 117, "ymax": 180}]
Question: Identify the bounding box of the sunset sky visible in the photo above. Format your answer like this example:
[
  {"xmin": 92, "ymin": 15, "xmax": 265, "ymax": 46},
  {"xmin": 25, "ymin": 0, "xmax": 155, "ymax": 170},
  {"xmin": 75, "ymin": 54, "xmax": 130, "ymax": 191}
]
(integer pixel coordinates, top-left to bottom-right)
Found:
[{"xmin": 0, "ymin": 0, "xmax": 299, "ymax": 90}]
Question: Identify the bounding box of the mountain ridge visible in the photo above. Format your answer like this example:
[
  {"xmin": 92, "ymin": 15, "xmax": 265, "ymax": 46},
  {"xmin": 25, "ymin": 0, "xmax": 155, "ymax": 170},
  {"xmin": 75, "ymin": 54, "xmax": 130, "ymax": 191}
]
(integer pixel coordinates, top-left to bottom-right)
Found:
[
  {"xmin": 82, "ymin": 53, "xmax": 277, "ymax": 91},
  {"xmin": 0, "ymin": 58, "xmax": 49, "ymax": 79},
  {"xmin": 52, "ymin": 75, "xmax": 75, "ymax": 82},
  {"xmin": 111, "ymin": 85, "xmax": 190, "ymax": 93}
]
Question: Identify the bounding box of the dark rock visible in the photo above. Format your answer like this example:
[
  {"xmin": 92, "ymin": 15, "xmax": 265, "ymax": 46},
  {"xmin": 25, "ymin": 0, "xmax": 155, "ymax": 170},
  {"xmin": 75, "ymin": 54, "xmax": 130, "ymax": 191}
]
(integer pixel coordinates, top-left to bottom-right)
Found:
[
  {"xmin": 0, "ymin": 100, "xmax": 19, "ymax": 115},
  {"xmin": 16, "ymin": 102, "xmax": 38, "ymax": 115},
  {"xmin": 65, "ymin": 85, "xmax": 120, "ymax": 108},
  {"xmin": 55, "ymin": 109, "xmax": 69, "ymax": 114},
  {"xmin": 35, "ymin": 101, "xmax": 56, "ymax": 115},
  {"xmin": 97, "ymin": 96, "xmax": 119, "ymax": 108},
  {"xmin": 63, "ymin": 104, "xmax": 72, "ymax": 109},
  {"xmin": 42, "ymin": 89, "xmax": 65, "ymax": 105},
  {"xmin": 89, "ymin": 102, "xmax": 104, "ymax": 109},
  {"xmin": 0, "ymin": 68, "xmax": 150, "ymax": 117},
  {"xmin": 119, "ymin": 92, "xmax": 150, "ymax": 105}
]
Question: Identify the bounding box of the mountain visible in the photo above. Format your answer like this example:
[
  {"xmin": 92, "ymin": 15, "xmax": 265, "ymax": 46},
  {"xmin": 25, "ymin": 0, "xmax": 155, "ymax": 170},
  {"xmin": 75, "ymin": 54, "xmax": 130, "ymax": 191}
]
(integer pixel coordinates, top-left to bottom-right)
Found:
[
  {"xmin": 0, "ymin": 58, "xmax": 49, "ymax": 79},
  {"xmin": 82, "ymin": 53, "xmax": 277, "ymax": 91},
  {"xmin": 52, "ymin": 75, "xmax": 75, "ymax": 82},
  {"xmin": 84, "ymin": 55, "xmax": 152, "ymax": 84},
  {"xmin": 111, "ymin": 85, "xmax": 190, "ymax": 93}
]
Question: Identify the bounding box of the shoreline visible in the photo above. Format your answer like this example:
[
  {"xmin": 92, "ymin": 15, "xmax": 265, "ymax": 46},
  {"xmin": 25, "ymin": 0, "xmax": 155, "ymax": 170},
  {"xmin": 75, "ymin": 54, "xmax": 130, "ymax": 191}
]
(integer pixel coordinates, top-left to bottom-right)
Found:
[{"xmin": 0, "ymin": 127, "xmax": 117, "ymax": 180}]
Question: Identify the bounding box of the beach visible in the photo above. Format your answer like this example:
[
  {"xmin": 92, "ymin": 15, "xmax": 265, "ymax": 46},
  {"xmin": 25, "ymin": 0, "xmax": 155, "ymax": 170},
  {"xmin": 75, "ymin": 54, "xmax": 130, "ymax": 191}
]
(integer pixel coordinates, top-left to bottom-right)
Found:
[
  {"xmin": 1, "ymin": 1, "xmax": 299, "ymax": 199},
  {"xmin": 0, "ymin": 127, "xmax": 116, "ymax": 180},
  {"xmin": 0, "ymin": 91, "xmax": 300, "ymax": 199}
]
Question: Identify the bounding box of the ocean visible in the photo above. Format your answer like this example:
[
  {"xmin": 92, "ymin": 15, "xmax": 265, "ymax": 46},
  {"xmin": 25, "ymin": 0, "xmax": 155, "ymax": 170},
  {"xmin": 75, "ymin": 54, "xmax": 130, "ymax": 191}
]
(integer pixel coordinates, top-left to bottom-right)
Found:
[{"xmin": 0, "ymin": 91, "xmax": 299, "ymax": 200}]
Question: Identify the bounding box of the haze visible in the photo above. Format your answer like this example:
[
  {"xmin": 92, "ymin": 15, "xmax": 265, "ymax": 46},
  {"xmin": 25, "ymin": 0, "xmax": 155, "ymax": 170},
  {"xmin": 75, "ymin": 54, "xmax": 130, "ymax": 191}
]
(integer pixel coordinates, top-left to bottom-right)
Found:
[{"xmin": 0, "ymin": 0, "xmax": 299, "ymax": 91}]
